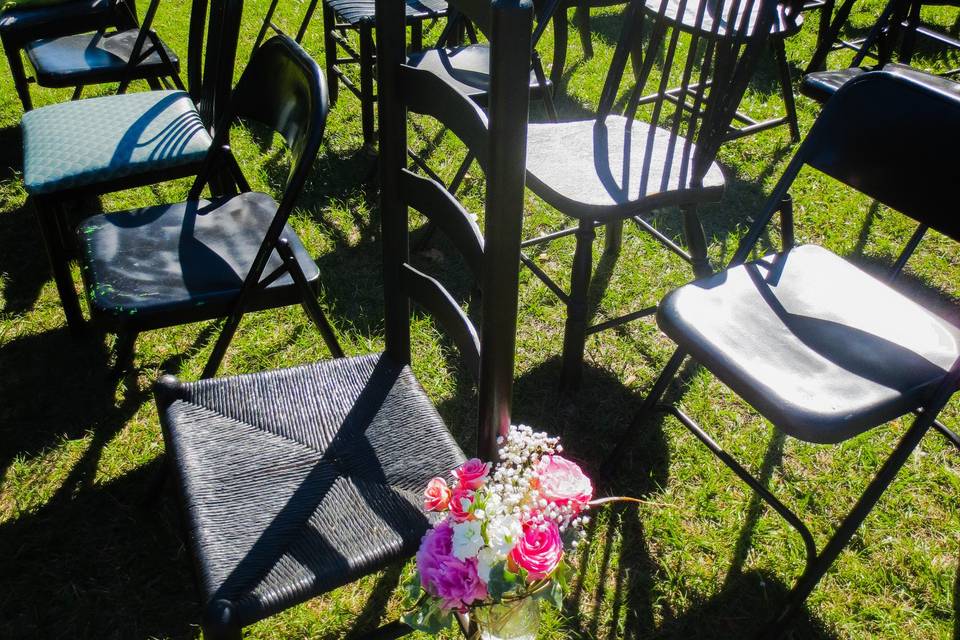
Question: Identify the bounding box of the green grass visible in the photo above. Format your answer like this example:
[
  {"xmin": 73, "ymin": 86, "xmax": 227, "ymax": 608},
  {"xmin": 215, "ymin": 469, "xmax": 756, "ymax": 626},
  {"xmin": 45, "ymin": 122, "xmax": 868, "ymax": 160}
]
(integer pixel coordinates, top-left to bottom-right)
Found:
[{"xmin": 0, "ymin": 1, "xmax": 958, "ymax": 639}]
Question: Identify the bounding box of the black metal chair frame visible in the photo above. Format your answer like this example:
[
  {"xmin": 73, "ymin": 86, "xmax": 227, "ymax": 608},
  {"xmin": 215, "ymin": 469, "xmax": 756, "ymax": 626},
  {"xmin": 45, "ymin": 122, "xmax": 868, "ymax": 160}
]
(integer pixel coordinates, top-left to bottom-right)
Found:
[
  {"xmin": 78, "ymin": 34, "xmax": 344, "ymax": 379},
  {"xmin": 516, "ymin": 0, "xmax": 789, "ymax": 390},
  {"xmin": 22, "ymin": 0, "xmax": 187, "ymax": 103},
  {"xmin": 253, "ymin": 0, "xmax": 448, "ymax": 148},
  {"xmin": 1, "ymin": 0, "xmax": 135, "ymax": 111},
  {"xmin": 805, "ymin": 0, "xmax": 960, "ymax": 75},
  {"xmin": 153, "ymin": 0, "xmax": 534, "ymax": 635},
  {"xmin": 28, "ymin": 0, "xmax": 243, "ymax": 337},
  {"xmin": 634, "ymin": 69, "xmax": 960, "ymax": 639}
]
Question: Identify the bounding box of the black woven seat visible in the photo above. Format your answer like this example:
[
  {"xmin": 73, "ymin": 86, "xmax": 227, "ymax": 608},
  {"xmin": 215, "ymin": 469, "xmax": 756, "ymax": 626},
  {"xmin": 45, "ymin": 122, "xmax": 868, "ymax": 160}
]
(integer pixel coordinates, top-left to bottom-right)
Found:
[
  {"xmin": 24, "ymin": 28, "xmax": 180, "ymax": 88},
  {"xmin": 658, "ymin": 244, "xmax": 960, "ymax": 443},
  {"xmin": 326, "ymin": 0, "xmax": 446, "ymax": 24},
  {"xmin": 157, "ymin": 353, "xmax": 466, "ymax": 630},
  {"xmin": 79, "ymin": 193, "xmax": 318, "ymax": 329}
]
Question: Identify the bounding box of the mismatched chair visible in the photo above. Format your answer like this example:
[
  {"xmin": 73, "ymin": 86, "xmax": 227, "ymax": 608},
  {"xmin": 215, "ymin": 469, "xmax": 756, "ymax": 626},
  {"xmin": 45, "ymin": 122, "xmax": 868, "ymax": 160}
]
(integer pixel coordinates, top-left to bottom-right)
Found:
[
  {"xmin": 517, "ymin": 0, "xmax": 786, "ymax": 390},
  {"xmin": 0, "ymin": 0, "xmax": 134, "ymax": 111},
  {"xmin": 20, "ymin": 0, "xmax": 243, "ymax": 335},
  {"xmin": 152, "ymin": 0, "xmax": 534, "ymax": 636},
  {"xmin": 75, "ymin": 33, "xmax": 343, "ymax": 378},
  {"xmin": 636, "ymin": 68, "xmax": 960, "ymax": 639}
]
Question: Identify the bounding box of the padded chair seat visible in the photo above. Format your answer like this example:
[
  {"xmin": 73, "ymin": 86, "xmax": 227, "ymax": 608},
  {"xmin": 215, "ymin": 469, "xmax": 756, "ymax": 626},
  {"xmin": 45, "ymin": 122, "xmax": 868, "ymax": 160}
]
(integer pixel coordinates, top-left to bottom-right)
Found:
[
  {"xmin": 326, "ymin": 0, "xmax": 447, "ymax": 24},
  {"xmin": 525, "ymin": 115, "xmax": 726, "ymax": 219},
  {"xmin": 658, "ymin": 244, "xmax": 960, "ymax": 443},
  {"xmin": 406, "ymin": 44, "xmax": 548, "ymax": 103},
  {"xmin": 21, "ymin": 89, "xmax": 211, "ymax": 195},
  {"xmin": 0, "ymin": 0, "xmax": 112, "ymax": 41},
  {"xmin": 800, "ymin": 67, "xmax": 866, "ymax": 104},
  {"xmin": 158, "ymin": 352, "xmax": 466, "ymax": 628},
  {"xmin": 25, "ymin": 29, "xmax": 179, "ymax": 87},
  {"xmin": 78, "ymin": 192, "xmax": 318, "ymax": 328}
]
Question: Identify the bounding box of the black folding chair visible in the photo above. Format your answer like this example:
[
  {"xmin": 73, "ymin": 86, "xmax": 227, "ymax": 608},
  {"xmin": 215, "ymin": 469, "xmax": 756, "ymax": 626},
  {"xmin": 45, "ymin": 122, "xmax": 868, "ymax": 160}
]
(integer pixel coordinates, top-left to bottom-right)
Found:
[
  {"xmin": 19, "ymin": 0, "xmax": 186, "ymax": 105},
  {"xmin": 635, "ymin": 68, "xmax": 960, "ymax": 638},
  {"xmin": 20, "ymin": 0, "xmax": 243, "ymax": 336},
  {"xmin": 75, "ymin": 34, "xmax": 344, "ymax": 377},
  {"xmin": 253, "ymin": 0, "xmax": 448, "ymax": 148},
  {"xmin": 515, "ymin": 0, "xmax": 785, "ymax": 390},
  {"xmin": 0, "ymin": 0, "xmax": 134, "ymax": 111},
  {"xmin": 152, "ymin": 0, "xmax": 533, "ymax": 636}
]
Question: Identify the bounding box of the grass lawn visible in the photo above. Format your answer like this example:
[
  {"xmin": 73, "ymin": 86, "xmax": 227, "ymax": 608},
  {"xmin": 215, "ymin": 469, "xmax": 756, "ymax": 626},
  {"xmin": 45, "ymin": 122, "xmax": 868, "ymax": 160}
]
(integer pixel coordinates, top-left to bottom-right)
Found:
[{"xmin": 0, "ymin": 1, "xmax": 958, "ymax": 638}]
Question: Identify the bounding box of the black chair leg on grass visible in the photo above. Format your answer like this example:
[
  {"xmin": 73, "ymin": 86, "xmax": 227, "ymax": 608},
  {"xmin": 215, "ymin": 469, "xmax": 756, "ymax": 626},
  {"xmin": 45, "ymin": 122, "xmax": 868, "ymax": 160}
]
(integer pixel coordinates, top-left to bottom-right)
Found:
[
  {"xmin": 773, "ymin": 38, "xmax": 800, "ymax": 142},
  {"xmin": 360, "ymin": 24, "xmax": 376, "ymax": 149},
  {"xmin": 323, "ymin": 3, "xmax": 339, "ymax": 104},
  {"xmin": 576, "ymin": 6, "xmax": 593, "ymax": 59},
  {"xmin": 560, "ymin": 219, "xmax": 596, "ymax": 392},
  {"xmin": 33, "ymin": 197, "xmax": 85, "ymax": 335},
  {"xmin": 551, "ymin": 8, "xmax": 569, "ymax": 91},
  {"xmin": 4, "ymin": 40, "xmax": 33, "ymax": 111},
  {"xmin": 110, "ymin": 329, "xmax": 139, "ymax": 380},
  {"xmin": 757, "ymin": 413, "xmax": 936, "ymax": 639},
  {"xmin": 276, "ymin": 237, "xmax": 345, "ymax": 358},
  {"xmin": 682, "ymin": 204, "xmax": 712, "ymax": 278}
]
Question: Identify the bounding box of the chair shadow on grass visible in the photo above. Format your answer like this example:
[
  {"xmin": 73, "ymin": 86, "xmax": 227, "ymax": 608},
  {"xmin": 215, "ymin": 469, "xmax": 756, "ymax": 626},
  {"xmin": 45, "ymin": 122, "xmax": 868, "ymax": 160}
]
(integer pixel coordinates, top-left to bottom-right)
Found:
[{"xmin": 0, "ymin": 458, "xmax": 198, "ymax": 639}]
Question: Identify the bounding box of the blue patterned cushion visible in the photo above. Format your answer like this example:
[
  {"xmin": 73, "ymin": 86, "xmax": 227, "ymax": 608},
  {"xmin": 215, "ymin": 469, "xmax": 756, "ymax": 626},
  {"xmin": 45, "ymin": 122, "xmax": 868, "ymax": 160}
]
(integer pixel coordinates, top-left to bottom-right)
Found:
[{"xmin": 21, "ymin": 90, "xmax": 212, "ymax": 195}]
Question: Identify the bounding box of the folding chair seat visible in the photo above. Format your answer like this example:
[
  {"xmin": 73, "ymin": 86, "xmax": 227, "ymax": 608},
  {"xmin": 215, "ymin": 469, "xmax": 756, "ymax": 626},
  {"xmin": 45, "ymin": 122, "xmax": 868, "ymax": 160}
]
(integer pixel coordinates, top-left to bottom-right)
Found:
[
  {"xmin": 75, "ymin": 35, "xmax": 342, "ymax": 377},
  {"xmin": 20, "ymin": 0, "xmax": 243, "ymax": 335},
  {"xmin": 659, "ymin": 244, "xmax": 960, "ymax": 443},
  {"xmin": 154, "ymin": 1, "xmax": 535, "ymax": 636},
  {"xmin": 79, "ymin": 193, "xmax": 319, "ymax": 327},
  {"xmin": 636, "ymin": 69, "xmax": 960, "ymax": 638},
  {"xmin": 0, "ymin": 0, "xmax": 129, "ymax": 111},
  {"xmin": 23, "ymin": 26, "xmax": 179, "ymax": 89}
]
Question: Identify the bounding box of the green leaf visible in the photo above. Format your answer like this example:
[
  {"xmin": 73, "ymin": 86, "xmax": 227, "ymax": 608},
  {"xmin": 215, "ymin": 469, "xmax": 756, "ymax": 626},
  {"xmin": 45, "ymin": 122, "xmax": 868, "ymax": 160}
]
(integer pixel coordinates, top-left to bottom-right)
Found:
[{"xmin": 402, "ymin": 600, "xmax": 454, "ymax": 635}]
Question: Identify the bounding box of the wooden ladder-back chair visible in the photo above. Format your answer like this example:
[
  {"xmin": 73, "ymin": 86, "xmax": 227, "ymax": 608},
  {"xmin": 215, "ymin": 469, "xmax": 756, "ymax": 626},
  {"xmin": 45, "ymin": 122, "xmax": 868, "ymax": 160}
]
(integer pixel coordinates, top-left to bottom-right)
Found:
[{"xmin": 152, "ymin": 0, "xmax": 534, "ymax": 636}]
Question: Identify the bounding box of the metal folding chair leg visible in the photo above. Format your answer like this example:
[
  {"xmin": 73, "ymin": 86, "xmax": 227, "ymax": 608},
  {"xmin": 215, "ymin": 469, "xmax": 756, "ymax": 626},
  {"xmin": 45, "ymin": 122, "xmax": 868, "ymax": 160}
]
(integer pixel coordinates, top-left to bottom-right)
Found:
[
  {"xmin": 33, "ymin": 197, "xmax": 85, "ymax": 335},
  {"xmin": 3, "ymin": 39, "xmax": 33, "ymax": 111},
  {"xmin": 560, "ymin": 219, "xmax": 596, "ymax": 391}
]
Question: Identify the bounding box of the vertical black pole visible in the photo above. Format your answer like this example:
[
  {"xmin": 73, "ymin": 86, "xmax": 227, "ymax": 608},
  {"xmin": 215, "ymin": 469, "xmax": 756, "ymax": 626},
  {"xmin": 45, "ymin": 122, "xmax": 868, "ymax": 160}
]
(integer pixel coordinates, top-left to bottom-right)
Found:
[
  {"xmin": 376, "ymin": 0, "xmax": 410, "ymax": 364},
  {"xmin": 477, "ymin": 0, "xmax": 534, "ymax": 461}
]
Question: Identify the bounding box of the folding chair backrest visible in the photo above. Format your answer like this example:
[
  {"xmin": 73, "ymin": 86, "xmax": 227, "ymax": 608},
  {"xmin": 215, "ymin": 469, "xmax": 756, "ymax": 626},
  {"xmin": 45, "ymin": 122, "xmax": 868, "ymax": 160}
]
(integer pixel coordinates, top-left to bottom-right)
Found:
[
  {"xmin": 795, "ymin": 69, "xmax": 960, "ymax": 242},
  {"xmin": 378, "ymin": 0, "xmax": 533, "ymax": 458},
  {"xmin": 597, "ymin": 0, "xmax": 779, "ymax": 188},
  {"xmin": 187, "ymin": 0, "xmax": 245, "ymax": 127}
]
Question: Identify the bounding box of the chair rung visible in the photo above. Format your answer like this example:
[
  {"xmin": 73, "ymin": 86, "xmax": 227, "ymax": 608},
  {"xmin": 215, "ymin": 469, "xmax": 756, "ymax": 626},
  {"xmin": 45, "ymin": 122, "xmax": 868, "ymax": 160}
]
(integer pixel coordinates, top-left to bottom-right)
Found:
[
  {"xmin": 520, "ymin": 252, "xmax": 570, "ymax": 303},
  {"xmin": 585, "ymin": 306, "xmax": 658, "ymax": 335},
  {"xmin": 913, "ymin": 24, "xmax": 960, "ymax": 50}
]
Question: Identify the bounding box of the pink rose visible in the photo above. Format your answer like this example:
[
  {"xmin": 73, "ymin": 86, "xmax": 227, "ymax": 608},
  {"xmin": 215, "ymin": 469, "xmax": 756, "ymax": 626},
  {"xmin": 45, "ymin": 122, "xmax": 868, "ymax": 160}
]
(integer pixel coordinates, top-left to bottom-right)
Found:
[
  {"xmin": 536, "ymin": 455, "xmax": 593, "ymax": 514},
  {"xmin": 509, "ymin": 521, "xmax": 563, "ymax": 581},
  {"xmin": 424, "ymin": 477, "xmax": 453, "ymax": 512},
  {"xmin": 449, "ymin": 488, "xmax": 475, "ymax": 522},
  {"xmin": 433, "ymin": 556, "xmax": 488, "ymax": 611},
  {"xmin": 452, "ymin": 458, "xmax": 491, "ymax": 490}
]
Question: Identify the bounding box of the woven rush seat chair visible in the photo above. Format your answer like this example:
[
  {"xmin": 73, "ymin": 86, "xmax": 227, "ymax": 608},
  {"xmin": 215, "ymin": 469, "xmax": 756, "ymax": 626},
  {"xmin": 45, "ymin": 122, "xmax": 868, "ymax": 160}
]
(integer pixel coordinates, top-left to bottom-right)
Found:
[
  {"xmin": 634, "ymin": 69, "xmax": 960, "ymax": 639},
  {"xmin": 21, "ymin": 0, "xmax": 183, "ymax": 100},
  {"xmin": 153, "ymin": 0, "xmax": 535, "ymax": 636},
  {"xmin": 20, "ymin": 0, "xmax": 243, "ymax": 335},
  {"xmin": 0, "ymin": 0, "xmax": 133, "ymax": 111},
  {"xmin": 512, "ymin": 0, "xmax": 785, "ymax": 390},
  {"xmin": 75, "ymin": 34, "xmax": 343, "ymax": 377}
]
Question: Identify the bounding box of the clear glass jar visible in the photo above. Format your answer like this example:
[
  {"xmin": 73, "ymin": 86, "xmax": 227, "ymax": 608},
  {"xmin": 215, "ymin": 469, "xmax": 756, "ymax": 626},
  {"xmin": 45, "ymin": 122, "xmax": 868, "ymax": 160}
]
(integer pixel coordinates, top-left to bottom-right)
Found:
[{"xmin": 471, "ymin": 597, "xmax": 540, "ymax": 640}]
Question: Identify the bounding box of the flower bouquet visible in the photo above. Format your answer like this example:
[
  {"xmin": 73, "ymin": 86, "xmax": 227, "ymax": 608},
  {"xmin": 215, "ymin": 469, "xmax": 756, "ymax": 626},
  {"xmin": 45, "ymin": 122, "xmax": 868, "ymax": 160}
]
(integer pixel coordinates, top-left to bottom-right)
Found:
[{"xmin": 402, "ymin": 425, "xmax": 596, "ymax": 639}]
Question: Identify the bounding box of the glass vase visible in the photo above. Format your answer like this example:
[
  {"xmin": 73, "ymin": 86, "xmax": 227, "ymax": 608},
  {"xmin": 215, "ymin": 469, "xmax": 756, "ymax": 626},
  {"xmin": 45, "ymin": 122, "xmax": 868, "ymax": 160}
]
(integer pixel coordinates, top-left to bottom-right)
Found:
[{"xmin": 471, "ymin": 597, "xmax": 540, "ymax": 640}]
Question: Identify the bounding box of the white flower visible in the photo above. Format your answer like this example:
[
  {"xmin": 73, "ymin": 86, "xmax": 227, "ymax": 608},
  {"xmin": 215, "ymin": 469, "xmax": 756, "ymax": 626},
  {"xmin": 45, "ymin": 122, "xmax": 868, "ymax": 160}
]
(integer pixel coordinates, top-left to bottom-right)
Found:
[
  {"xmin": 486, "ymin": 514, "xmax": 523, "ymax": 556},
  {"xmin": 451, "ymin": 520, "xmax": 484, "ymax": 560},
  {"xmin": 477, "ymin": 546, "xmax": 498, "ymax": 583}
]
